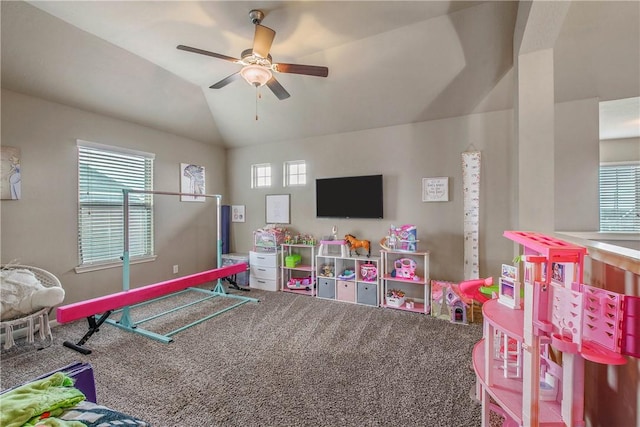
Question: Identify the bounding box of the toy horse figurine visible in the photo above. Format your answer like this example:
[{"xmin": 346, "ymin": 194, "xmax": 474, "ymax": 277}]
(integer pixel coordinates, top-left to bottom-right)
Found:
[{"xmin": 344, "ymin": 234, "xmax": 371, "ymax": 258}]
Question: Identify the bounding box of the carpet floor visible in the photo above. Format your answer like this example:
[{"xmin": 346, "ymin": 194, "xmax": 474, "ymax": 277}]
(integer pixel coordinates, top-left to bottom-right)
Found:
[{"xmin": 1, "ymin": 287, "xmax": 484, "ymax": 426}]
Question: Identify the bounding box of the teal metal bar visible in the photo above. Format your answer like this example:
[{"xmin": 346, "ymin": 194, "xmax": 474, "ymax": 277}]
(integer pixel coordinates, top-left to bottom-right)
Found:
[
  {"xmin": 166, "ymin": 298, "xmax": 252, "ymax": 337},
  {"xmin": 107, "ymin": 189, "xmax": 259, "ymax": 346},
  {"xmin": 106, "ymin": 320, "xmax": 173, "ymax": 344},
  {"xmin": 128, "ymin": 292, "xmax": 219, "ymax": 325},
  {"xmin": 119, "ymin": 189, "xmax": 133, "ymax": 328}
]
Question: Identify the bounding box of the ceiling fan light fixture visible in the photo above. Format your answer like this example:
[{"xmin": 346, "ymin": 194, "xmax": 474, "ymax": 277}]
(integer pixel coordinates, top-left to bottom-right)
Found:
[{"xmin": 240, "ymin": 65, "xmax": 272, "ymax": 87}]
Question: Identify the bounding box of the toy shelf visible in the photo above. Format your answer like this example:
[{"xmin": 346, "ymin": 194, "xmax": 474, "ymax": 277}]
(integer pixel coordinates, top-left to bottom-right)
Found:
[
  {"xmin": 281, "ymin": 244, "xmax": 317, "ymax": 296},
  {"xmin": 380, "ymin": 275, "xmax": 429, "ymax": 285},
  {"xmin": 380, "ymin": 249, "xmax": 430, "ymax": 314},
  {"xmin": 316, "ymin": 254, "xmax": 380, "ymax": 307},
  {"xmin": 382, "ymin": 300, "xmax": 428, "ymax": 313}
]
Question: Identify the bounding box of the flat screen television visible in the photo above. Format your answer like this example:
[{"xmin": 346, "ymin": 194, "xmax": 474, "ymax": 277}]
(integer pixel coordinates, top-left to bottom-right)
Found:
[{"xmin": 316, "ymin": 174, "xmax": 383, "ymax": 219}]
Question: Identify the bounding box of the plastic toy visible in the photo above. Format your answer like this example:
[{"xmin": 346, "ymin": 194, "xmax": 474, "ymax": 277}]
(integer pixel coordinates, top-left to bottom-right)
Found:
[
  {"xmin": 337, "ymin": 269, "xmax": 356, "ymax": 280},
  {"xmin": 473, "ymin": 231, "xmax": 640, "ymax": 427},
  {"xmin": 379, "ymin": 224, "xmax": 419, "ymax": 252},
  {"xmin": 318, "ymin": 239, "xmax": 350, "ymax": 257},
  {"xmin": 431, "ymin": 279, "xmax": 483, "ymax": 324},
  {"xmin": 458, "ymin": 277, "xmax": 493, "ymax": 304},
  {"xmin": 386, "ymin": 289, "xmax": 406, "ymax": 307},
  {"xmin": 285, "ymin": 254, "xmax": 301, "ymax": 268},
  {"xmin": 391, "ymin": 258, "xmax": 419, "ymax": 281},
  {"xmin": 287, "ymin": 276, "xmax": 313, "ymax": 291},
  {"xmin": 359, "ymin": 263, "xmax": 377, "ymax": 282},
  {"xmin": 344, "ymin": 234, "xmax": 371, "ymax": 257}
]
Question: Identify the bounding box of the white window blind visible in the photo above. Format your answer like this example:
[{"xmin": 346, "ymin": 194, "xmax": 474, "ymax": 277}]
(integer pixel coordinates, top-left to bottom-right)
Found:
[
  {"xmin": 599, "ymin": 163, "xmax": 640, "ymax": 232},
  {"xmin": 78, "ymin": 141, "xmax": 154, "ymax": 266}
]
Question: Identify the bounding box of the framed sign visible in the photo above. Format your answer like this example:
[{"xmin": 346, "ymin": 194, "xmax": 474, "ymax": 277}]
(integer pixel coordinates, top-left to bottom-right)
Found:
[
  {"xmin": 266, "ymin": 194, "xmax": 290, "ymax": 224},
  {"xmin": 422, "ymin": 177, "xmax": 449, "ymax": 202}
]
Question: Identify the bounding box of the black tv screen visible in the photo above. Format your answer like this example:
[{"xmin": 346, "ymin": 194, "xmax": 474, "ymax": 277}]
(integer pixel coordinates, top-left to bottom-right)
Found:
[{"xmin": 316, "ymin": 174, "xmax": 383, "ymax": 219}]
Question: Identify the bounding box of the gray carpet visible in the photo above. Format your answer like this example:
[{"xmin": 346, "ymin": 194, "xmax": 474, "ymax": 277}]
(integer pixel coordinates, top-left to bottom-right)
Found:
[{"xmin": 1, "ymin": 287, "xmax": 483, "ymax": 426}]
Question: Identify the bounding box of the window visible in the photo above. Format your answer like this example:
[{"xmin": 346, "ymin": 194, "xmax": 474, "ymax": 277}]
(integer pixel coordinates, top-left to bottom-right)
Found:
[
  {"xmin": 599, "ymin": 162, "xmax": 640, "ymax": 232},
  {"xmin": 78, "ymin": 141, "xmax": 154, "ymax": 268},
  {"xmin": 284, "ymin": 160, "xmax": 307, "ymax": 187},
  {"xmin": 251, "ymin": 163, "xmax": 272, "ymax": 188}
]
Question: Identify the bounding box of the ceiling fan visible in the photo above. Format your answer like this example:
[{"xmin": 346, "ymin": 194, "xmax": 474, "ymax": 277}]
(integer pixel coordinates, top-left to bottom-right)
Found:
[{"xmin": 177, "ymin": 9, "xmax": 329, "ymax": 100}]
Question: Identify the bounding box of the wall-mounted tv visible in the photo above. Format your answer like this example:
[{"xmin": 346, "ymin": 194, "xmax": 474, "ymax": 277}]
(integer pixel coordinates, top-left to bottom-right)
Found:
[{"xmin": 316, "ymin": 174, "xmax": 383, "ymax": 219}]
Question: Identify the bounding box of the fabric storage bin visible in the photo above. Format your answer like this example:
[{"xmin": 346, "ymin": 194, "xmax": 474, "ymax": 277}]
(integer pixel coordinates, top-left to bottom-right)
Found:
[
  {"xmin": 357, "ymin": 282, "xmax": 378, "ymax": 306},
  {"xmin": 336, "ymin": 280, "xmax": 356, "ymax": 303},
  {"xmin": 317, "ymin": 277, "xmax": 336, "ymax": 299}
]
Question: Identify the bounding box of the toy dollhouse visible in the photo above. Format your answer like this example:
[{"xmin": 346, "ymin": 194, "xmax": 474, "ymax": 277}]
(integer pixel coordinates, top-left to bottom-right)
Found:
[
  {"xmin": 473, "ymin": 231, "xmax": 639, "ymax": 426},
  {"xmin": 430, "ymin": 280, "xmax": 474, "ymax": 324}
]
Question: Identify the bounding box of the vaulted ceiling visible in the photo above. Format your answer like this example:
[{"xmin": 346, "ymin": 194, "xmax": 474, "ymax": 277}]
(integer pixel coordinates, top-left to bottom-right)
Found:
[
  {"xmin": 1, "ymin": 1, "xmax": 518, "ymax": 148},
  {"xmin": 2, "ymin": 1, "xmax": 638, "ymax": 148}
]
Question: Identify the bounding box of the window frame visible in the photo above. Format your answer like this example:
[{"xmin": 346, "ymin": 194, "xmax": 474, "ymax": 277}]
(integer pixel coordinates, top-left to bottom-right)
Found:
[
  {"xmin": 76, "ymin": 140, "xmax": 156, "ymax": 273},
  {"xmin": 283, "ymin": 160, "xmax": 307, "ymax": 187},
  {"xmin": 251, "ymin": 163, "xmax": 272, "ymax": 188}
]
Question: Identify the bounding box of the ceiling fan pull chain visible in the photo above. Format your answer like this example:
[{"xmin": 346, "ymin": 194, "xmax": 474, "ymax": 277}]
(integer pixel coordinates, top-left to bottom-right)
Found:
[{"xmin": 255, "ymin": 86, "xmax": 262, "ymax": 121}]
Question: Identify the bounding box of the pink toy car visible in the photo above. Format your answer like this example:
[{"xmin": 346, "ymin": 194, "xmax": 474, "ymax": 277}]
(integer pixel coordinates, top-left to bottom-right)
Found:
[{"xmin": 287, "ymin": 276, "xmax": 313, "ymax": 291}]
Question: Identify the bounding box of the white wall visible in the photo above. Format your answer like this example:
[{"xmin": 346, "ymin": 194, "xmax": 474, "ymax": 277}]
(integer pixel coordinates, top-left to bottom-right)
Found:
[
  {"xmin": 555, "ymin": 98, "xmax": 600, "ymax": 231},
  {"xmin": 226, "ymin": 109, "xmax": 515, "ymax": 282},
  {"xmin": 1, "ymin": 89, "xmax": 227, "ymax": 304},
  {"xmin": 601, "ymin": 137, "xmax": 640, "ymax": 162}
]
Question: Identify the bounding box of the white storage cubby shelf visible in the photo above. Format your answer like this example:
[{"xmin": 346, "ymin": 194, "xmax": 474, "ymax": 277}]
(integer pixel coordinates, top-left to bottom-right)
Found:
[
  {"xmin": 281, "ymin": 244, "xmax": 317, "ymax": 297},
  {"xmin": 316, "ymin": 253, "xmax": 380, "ymax": 307},
  {"xmin": 380, "ymin": 249, "xmax": 430, "ymax": 314}
]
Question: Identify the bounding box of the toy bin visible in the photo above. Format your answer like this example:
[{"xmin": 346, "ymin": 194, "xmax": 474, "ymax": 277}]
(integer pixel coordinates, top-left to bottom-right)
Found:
[
  {"xmin": 386, "ymin": 296, "xmax": 406, "ymax": 308},
  {"xmin": 285, "ymin": 253, "xmax": 302, "ymax": 268},
  {"xmin": 221, "ymin": 253, "xmax": 249, "ymax": 287}
]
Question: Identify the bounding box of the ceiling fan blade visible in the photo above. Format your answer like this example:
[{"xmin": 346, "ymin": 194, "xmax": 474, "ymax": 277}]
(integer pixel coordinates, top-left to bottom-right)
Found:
[
  {"xmin": 210, "ymin": 72, "xmax": 242, "ymax": 89},
  {"xmin": 273, "ymin": 63, "xmax": 329, "ymax": 78},
  {"xmin": 266, "ymin": 77, "xmax": 290, "ymax": 100},
  {"xmin": 252, "ymin": 24, "xmax": 276, "ymax": 59},
  {"xmin": 177, "ymin": 45, "xmax": 240, "ymax": 63}
]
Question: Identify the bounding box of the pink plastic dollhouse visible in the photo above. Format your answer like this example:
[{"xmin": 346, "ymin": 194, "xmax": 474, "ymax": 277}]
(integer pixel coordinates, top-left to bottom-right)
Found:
[{"xmin": 473, "ymin": 231, "xmax": 639, "ymax": 427}]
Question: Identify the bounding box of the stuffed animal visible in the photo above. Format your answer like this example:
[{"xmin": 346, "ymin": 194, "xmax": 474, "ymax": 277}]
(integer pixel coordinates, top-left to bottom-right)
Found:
[
  {"xmin": 321, "ymin": 264, "xmax": 334, "ymax": 277},
  {"xmin": 0, "ymin": 268, "xmax": 65, "ymax": 321}
]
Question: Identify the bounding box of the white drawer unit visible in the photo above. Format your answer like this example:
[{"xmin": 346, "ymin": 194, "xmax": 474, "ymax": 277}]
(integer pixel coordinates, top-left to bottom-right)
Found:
[
  {"xmin": 250, "ymin": 251, "xmax": 279, "ymax": 268},
  {"xmin": 250, "ymin": 264, "xmax": 278, "ymax": 281},
  {"xmin": 249, "ymin": 251, "xmax": 280, "ymax": 291}
]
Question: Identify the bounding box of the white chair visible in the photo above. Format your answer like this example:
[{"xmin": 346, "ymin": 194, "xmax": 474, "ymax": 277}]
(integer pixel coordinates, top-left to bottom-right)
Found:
[{"xmin": 0, "ymin": 265, "xmax": 61, "ymax": 350}]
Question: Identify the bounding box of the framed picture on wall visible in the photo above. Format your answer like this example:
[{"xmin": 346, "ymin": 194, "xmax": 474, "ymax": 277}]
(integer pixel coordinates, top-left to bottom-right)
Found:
[
  {"xmin": 180, "ymin": 163, "xmax": 205, "ymax": 202},
  {"xmin": 266, "ymin": 194, "xmax": 290, "ymax": 224},
  {"xmin": 232, "ymin": 205, "xmax": 245, "ymax": 223},
  {"xmin": 1, "ymin": 146, "xmax": 21, "ymax": 200}
]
